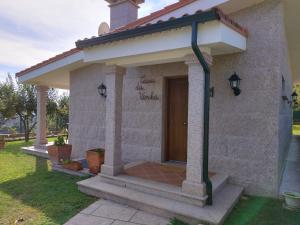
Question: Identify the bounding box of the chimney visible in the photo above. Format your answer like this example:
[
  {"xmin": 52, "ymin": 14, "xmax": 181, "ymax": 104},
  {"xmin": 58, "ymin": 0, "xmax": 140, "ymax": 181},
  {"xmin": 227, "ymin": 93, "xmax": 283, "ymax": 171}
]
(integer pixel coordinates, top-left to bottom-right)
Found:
[{"xmin": 105, "ymin": 0, "xmax": 145, "ymax": 31}]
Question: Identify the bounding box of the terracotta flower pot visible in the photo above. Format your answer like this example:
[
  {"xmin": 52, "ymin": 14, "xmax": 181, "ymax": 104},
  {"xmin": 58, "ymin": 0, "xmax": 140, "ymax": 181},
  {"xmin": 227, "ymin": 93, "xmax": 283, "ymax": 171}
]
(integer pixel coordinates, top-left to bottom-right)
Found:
[
  {"xmin": 86, "ymin": 149, "xmax": 105, "ymax": 174},
  {"xmin": 47, "ymin": 144, "xmax": 72, "ymax": 164},
  {"xmin": 0, "ymin": 140, "xmax": 5, "ymax": 149},
  {"xmin": 63, "ymin": 161, "xmax": 83, "ymax": 171}
]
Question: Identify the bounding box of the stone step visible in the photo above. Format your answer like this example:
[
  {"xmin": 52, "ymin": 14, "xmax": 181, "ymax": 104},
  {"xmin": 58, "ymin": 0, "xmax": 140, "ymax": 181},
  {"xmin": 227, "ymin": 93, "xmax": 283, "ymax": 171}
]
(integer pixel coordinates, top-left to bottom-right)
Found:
[
  {"xmin": 99, "ymin": 173, "xmax": 228, "ymax": 207},
  {"xmin": 78, "ymin": 176, "xmax": 243, "ymax": 225},
  {"xmin": 100, "ymin": 174, "xmax": 206, "ymax": 207},
  {"xmin": 212, "ymin": 173, "xmax": 229, "ymax": 194}
]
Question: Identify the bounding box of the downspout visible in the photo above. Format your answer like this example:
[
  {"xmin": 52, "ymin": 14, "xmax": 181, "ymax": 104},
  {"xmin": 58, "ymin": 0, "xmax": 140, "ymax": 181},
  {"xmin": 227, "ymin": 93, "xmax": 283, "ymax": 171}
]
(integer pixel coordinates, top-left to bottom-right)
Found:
[{"xmin": 191, "ymin": 21, "xmax": 213, "ymax": 205}]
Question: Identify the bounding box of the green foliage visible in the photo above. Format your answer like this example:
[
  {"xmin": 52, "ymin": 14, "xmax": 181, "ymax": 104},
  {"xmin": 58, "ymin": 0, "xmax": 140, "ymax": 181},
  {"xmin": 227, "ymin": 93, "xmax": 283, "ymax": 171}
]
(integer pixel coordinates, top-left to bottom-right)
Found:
[
  {"xmin": 293, "ymin": 125, "xmax": 300, "ymax": 135},
  {"xmin": 92, "ymin": 148, "xmax": 105, "ymax": 155},
  {"xmin": 293, "ymin": 84, "xmax": 300, "ymax": 111},
  {"xmin": 0, "ymin": 138, "xmax": 95, "ymax": 224},
  {"xmin": 61, "ymin": 159, "xmax": 72, "ymax": 165},
  {"xmin": 47, "ymin": 93, "xmax": 69, "ymax": 133},
  {"xmin": 0, "ymin": 74, "xmax": 69, "ymax": 141},
  {"xmin": 54, "ymin": 136, "xmax": 65, "ymax": 146}
]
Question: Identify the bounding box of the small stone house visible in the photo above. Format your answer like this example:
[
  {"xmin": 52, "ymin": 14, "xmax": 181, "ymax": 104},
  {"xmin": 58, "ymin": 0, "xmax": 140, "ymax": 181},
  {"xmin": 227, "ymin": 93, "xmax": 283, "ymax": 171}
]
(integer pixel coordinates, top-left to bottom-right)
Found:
[{"xmin": 17, "ymin": 0, "xmax": 299, "ymax": 223}]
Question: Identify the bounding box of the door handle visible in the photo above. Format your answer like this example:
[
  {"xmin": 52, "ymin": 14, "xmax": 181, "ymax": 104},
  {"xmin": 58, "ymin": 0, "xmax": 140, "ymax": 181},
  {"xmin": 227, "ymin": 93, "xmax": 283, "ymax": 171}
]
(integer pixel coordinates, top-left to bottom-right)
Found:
[{"xmin": 183, "ymin": 122, "xmax": 187, "ymax": 125}]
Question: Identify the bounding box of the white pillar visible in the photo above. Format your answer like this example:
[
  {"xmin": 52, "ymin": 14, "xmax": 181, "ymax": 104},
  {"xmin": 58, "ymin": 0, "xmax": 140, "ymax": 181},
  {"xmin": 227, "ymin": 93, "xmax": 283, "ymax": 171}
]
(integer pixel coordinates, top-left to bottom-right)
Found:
[
  {"xmin": 182, "ymin": 54, "xmax": 209, "ymax": 197},
  {"xmin": 101, "ymin": 65, "xmax": 125, "ymax": 176},
  {"xmin": 35, "ymin": 85, "xmax": 48, "ymax": 147}
]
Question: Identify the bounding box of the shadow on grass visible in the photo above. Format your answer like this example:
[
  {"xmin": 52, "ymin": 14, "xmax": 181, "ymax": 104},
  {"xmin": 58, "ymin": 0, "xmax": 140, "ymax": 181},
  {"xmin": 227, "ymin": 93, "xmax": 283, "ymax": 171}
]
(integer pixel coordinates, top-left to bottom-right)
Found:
[
  {"xmin": 224, "ymin": 196, "xmax": 300, "ymax": 225},
  {"xmin": 0, "ymin": 153, "xmax": 95, "ymax": 224}
]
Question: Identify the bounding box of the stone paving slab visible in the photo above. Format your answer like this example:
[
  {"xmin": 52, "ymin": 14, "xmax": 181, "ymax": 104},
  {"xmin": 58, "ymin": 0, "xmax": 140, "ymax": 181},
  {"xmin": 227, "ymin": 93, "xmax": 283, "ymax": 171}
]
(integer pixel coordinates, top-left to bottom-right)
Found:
[
  {"xmin": 64, "ymin": 199, "xmax": 170, "ymax": 225},
  {"xmin": 280, "ymin": 136, "xmax": 300, "ymax": 194}
]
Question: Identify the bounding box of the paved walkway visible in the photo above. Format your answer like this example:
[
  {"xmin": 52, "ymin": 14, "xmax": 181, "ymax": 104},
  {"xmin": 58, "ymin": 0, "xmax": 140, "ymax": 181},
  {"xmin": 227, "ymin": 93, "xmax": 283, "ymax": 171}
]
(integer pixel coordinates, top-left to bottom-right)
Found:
[
  {"xmin": 64, "ymin": 199, "xmax": 169, "ymax": 225},
  {"xmin": 280, "ymin": 136, "xmax": 300, "ymax": 194}
]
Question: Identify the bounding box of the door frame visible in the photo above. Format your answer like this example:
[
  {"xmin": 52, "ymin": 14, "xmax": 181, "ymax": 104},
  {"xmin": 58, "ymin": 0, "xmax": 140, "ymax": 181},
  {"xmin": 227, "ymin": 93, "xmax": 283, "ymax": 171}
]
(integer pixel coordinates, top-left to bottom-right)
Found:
[{"xmin": 163, "ymin": 75, "xmax": 188, "ymax": 162}]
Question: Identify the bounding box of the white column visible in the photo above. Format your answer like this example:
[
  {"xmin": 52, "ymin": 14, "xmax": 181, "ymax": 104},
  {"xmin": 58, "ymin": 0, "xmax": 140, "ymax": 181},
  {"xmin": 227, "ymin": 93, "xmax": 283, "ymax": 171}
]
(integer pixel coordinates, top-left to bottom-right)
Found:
[
  {"xmin": 35, "ymin": 85, "xmax": 48, "ymax": 147},
  {"xmin": 182, "ymin": 54, "xmax": 210, "ymax": 197},
  {"xmin": 101, "ymin": 65, "xmax": 125, "ymax": 176}
]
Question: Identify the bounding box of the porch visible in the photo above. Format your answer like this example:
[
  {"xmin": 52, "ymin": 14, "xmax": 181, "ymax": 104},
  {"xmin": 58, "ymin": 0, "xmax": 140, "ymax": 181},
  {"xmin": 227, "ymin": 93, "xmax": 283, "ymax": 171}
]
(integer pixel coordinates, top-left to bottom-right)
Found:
[{"xmin": 17, "ymin": 10, "xmax": 248, "ymax": 224}]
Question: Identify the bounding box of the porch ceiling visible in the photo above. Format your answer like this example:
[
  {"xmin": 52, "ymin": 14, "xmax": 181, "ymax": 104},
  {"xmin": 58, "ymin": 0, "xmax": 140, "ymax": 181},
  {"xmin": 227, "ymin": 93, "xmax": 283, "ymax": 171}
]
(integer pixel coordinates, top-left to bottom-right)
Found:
[
  {"xmin": 17, "ymin": 20, "xmax": 246, "ymax": 89},
  {"xmin": 83, "ymin": 20, "xmax": 246, "ymax": 67},
  {"xmin": 17, "ymin": 50, "xmax": 85, "ymax": 90}
]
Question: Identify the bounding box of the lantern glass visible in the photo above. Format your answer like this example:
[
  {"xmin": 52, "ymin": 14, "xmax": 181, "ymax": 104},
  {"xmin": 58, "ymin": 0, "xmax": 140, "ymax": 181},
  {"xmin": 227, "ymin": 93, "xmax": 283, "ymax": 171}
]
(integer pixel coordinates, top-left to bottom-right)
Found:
[
  {"xmin": 228, "ymin": 73, "xmax": 241, "ymax": 89},
  {"xmin": 98, "ymin": 83, "xmax": 107, "ymax": 97}
]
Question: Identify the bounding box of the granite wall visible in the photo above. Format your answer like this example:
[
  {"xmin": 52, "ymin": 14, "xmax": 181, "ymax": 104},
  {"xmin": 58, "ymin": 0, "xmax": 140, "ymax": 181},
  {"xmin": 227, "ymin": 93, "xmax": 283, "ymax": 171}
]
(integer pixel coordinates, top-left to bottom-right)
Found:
[
  {"xmin": 68, "ymin": 0, "xmax": 292, "ymax": 196},
  {"xmin": 69, "ymin": 64, "xmax": 106, "ymax": 158},
  {"xmin": 209, "ymin": 0, "xmax": 292, "ymax": 196},
  {"xmin": 122, "ymin": 63, "xmax": 187, "ymax": 162}
]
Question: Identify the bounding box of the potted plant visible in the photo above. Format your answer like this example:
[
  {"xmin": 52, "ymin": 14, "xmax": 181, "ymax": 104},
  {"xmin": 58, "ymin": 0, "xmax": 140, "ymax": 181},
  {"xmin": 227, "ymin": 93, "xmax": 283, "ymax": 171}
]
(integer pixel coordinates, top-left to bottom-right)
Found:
[
  {"xmin": 86, "ymin": 149, "xmax": 105, "ymax": 174},
  {"xmin": 47, "ymin": 136, "xmax": 72, "ymax": 164},
  {"xmin": 283, "ymin": 192, "xmax": 300, "ymax": 210},
  {"xmin": 0, "ymin": 136, "xmax": 5, "ymax": 149},
  {"xmin": 62, "ymin": 160, "xmax": 83, "ymax": 171}
]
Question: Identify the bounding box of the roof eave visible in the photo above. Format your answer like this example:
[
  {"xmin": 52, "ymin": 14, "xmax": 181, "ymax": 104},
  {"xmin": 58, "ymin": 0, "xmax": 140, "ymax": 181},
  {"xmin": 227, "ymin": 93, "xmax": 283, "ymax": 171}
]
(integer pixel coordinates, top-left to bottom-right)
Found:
[{"xmin": 76, "ymin": 9, "xmax": 220, "ymax": 49}]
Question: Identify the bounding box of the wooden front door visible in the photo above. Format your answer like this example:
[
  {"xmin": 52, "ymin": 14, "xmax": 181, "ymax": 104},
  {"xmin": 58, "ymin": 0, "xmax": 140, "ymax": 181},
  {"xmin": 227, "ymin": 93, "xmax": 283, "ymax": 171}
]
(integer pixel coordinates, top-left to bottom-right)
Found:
[{"xmin": 166, "ymin": 77, "xmax": 188, "ymax": 162}]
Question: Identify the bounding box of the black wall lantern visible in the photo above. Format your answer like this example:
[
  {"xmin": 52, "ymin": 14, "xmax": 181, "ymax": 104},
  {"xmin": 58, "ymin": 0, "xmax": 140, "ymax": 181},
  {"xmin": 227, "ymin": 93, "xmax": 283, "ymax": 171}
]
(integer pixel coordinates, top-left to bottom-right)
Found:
[
  {"xmin": 228, "ymin": 72, "xmax": 241, "ymax": 96},
  {"xmin": 97, "ymin": 83, "xmax": 107, "ymax": 98},
  {"xmin": 292, "ymin": 91, "xmax": 298, "ymax": 103}
]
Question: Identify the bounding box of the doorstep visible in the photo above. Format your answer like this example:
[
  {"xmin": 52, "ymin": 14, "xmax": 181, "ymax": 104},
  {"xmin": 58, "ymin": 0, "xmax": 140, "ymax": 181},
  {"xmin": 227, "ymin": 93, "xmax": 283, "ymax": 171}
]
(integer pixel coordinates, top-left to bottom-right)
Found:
[{"xmin": 78, "ymin": 174, "xmax": 243, "ymax": 225}]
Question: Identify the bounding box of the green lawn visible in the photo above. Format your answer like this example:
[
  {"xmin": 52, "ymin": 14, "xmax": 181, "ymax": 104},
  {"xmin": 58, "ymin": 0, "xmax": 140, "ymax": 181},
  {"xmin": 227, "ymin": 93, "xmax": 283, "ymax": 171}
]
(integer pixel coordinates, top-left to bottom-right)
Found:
[
  {"xmin": 0, "ymin": 139, "xmax": 96, "ymax": 225},
  {"xmin": 170, "ymin": 195, "xmax": 300, "ymax": 225},
  {"xmin": 224, "ymin": 196, "xmax": 300, "ymax": 225},
  {"xmin": 1, "ymin": 140, "xmax": 300, "ymax": 225}
]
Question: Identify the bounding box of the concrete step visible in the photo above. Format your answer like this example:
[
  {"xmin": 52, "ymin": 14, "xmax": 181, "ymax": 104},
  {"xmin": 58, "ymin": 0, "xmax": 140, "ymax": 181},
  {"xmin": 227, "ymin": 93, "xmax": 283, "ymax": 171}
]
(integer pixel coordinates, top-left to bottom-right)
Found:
[
  {"xmin": 78, "ymin": 176, "xmax": 243, "ymax": 225},
  {"xmin": 22, "ymin": 146, "xmax": 49, "ymax": 159}
]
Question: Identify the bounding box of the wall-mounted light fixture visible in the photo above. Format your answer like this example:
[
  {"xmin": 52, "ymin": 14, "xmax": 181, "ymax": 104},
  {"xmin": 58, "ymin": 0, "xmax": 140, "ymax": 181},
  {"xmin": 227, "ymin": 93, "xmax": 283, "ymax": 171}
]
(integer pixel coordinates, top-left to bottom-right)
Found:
[
  {"xmin": 228, "ymin": 72, "xmax": 241, "ymax": 96},
  {"xmin": 97, "ymin": 83, "xmax": 107, "ymax": 98},
  {"xmin": 282, "ymin": 92, "xmax": 298, "ymax": 107},
  {"xmin": 292, "ymin": 91, "xmax": 298, "ymax": 103}
]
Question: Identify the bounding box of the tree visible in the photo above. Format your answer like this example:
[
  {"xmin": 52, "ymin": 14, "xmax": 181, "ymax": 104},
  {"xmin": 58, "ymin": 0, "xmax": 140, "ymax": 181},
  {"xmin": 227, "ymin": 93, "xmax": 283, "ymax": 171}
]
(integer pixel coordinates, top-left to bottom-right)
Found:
[
  {"xmin": 56, "ymin": 94, "xmax": 69, "ymax": 130},
  {"xmin": 0, "ymin": 74, "xmax": 58, "ymax": 142},
  {"xmin": 293, "ymin": 84, "xmax": 300, "ymax": 111}
]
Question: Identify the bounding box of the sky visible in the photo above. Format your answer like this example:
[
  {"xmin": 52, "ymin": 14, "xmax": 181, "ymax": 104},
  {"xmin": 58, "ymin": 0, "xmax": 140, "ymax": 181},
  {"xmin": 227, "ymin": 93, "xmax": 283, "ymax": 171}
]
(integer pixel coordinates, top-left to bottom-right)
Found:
[{"xmin": 0, "ymin": 0, "xmax": 177, "ymax": 82}]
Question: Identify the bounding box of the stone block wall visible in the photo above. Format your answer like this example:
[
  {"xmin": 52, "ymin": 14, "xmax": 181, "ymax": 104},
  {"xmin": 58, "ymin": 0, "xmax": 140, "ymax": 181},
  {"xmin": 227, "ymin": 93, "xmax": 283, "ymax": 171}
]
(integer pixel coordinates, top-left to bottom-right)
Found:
[
  {"xmin": 69, "ymin": 62, "xmax": 187, "ymax": 160},
  {"xmin": 209, "ymin": 0, "xmax": 292, "ymax": 196},
  {"xmin": 122, "ymin": 63, "xmax": 187, "ymax": 162},
  {"xmin": 69, "ymin": 64, "xmax": 106, "ymax": 158},
  {"xmin": 68, "ymin": 0, "xmax": 292, "ymax": 197}
]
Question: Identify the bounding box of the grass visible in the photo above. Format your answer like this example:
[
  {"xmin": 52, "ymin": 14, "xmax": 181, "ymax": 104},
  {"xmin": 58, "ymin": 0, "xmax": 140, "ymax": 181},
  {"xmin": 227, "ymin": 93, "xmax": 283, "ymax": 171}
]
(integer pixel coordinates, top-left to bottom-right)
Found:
[
  {"xmin": 2, "ymin": 139, "xmax": 300, "ymax": 225},
  {"xmin": 169, "ymin": 196, "xmax": 300, "ymax": 225},
  {"xmin": 0, "ymin": 138, "xmax": 96, "ymax": 225},
  {"xmin": 224, "ymin": 196, "xmax": 300, "ymax": 225}
]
